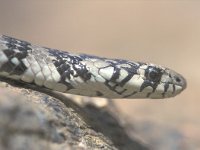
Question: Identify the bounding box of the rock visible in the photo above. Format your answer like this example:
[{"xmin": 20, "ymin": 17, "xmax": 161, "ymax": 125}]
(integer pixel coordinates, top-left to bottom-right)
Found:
[{"xmin": 0, "ymin": 79, "xmax": 148, "ymax": 150}]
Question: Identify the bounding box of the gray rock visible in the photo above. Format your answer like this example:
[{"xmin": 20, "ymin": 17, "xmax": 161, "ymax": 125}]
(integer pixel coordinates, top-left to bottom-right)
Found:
[{"xmin": 0, "ymin": 79, "xmax": 148, "ymax": 150}]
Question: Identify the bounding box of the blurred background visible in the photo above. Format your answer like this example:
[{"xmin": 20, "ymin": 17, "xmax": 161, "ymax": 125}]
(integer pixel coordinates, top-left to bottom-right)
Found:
[{"xmin": 0, "ymin": 1, "xmax": 199, "ymax": 149}]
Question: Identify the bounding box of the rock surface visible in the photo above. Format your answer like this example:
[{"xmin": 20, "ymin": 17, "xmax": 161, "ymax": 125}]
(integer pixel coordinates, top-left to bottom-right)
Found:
[{"xmin": 0, "ymin": 79, "xmax": 148, "ymax": 150}]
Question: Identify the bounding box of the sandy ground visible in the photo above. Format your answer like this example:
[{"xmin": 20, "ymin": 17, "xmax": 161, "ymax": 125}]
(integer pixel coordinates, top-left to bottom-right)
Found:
[{"xmin": 0, "ymin": 1, "xmax": 199, "ymax": 149}]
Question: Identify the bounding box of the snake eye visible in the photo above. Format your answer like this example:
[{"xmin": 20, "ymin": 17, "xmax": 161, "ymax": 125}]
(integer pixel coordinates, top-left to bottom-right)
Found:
[{"xmin": 145, "ymin": 67, "xmax": 162, "ymax": 82}]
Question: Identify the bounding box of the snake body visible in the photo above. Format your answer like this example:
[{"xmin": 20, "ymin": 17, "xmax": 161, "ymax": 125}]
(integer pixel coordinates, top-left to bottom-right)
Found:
[{"xmin": 0, "ymin": 35, "xmax": 186, "ymax": 99}]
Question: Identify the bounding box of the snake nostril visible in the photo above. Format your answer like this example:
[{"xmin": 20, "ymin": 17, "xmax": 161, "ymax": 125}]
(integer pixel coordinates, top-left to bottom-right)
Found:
[{"xmin": 175, "ymin": 76, "xmax": 181, "ymax": 83}]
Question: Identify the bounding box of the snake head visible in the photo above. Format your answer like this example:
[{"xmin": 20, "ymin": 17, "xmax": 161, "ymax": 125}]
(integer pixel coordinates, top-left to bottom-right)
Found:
[{"xmin": 140, "ymin": 64, "xmax": 187, "ymax": 98}]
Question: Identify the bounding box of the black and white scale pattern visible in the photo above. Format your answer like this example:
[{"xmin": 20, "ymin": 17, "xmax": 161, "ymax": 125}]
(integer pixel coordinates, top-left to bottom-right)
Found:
[{"xmin": 0, "ymin": 35, "xmax": 186, "ymax": 99}]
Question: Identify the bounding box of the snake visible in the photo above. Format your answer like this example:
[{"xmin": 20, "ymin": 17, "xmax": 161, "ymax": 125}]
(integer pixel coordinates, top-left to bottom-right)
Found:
[{"xmin": 0, "ymin": 35, "xmax": 186, "ymax": 99}]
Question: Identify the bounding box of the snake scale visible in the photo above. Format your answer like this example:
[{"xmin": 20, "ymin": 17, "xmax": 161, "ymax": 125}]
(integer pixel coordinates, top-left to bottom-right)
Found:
[{"xmin": 0, "ymin": 35, "xmax": 186, "ymax": 99}]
